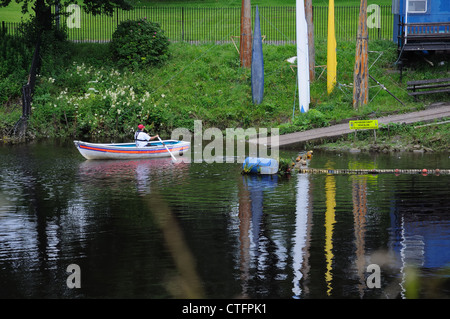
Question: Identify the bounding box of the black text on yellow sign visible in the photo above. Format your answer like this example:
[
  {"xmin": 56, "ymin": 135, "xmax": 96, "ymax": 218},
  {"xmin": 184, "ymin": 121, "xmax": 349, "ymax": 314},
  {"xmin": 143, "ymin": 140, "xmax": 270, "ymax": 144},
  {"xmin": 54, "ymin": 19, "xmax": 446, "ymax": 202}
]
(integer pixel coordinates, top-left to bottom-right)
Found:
[{"xmin": 349, "ymin": 120, "xmax": 379, "ymax": 130}]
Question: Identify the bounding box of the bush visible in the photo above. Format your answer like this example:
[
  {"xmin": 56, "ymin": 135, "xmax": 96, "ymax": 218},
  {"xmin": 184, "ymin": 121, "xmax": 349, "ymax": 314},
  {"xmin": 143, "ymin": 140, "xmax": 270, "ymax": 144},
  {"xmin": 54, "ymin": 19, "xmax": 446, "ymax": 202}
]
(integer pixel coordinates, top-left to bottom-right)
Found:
[
  {"xmin": 0, "ymin": 34, "xmax": 33, "ymax": 105},
  {"xmin": 110, "ymin": 19, "xmax": 170, "ymax": 68}
]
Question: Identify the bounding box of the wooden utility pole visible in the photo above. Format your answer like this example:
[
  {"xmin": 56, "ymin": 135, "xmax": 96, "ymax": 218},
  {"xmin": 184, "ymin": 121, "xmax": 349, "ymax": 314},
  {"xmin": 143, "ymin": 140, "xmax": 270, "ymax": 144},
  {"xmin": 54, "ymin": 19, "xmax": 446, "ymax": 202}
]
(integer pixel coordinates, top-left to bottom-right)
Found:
[
  {"xmin": 304, "ymin": 0, "xmax": 315, "ymax": 81},
  {"xmin": 240, "ymin": 0, "xmax": 252, "ymax": 68},
  {"xmin": 353, "ymin": 0, "xmax": 369, "ymax": 109}
]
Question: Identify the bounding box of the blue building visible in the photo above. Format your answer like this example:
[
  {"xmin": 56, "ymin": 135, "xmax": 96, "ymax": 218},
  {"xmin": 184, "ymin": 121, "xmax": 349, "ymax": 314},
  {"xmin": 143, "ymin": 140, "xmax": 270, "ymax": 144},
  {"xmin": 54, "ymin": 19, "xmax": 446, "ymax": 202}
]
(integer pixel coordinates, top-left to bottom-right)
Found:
[{"xmin": 393, "ymin": 0, "xmax": 450, "ymax": 51}]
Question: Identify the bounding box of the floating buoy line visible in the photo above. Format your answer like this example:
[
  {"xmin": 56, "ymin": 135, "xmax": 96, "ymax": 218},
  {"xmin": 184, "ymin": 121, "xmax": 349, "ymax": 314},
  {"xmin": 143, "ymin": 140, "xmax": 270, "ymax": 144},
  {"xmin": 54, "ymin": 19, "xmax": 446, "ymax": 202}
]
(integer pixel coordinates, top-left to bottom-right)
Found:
[
  {"xmin": 296, "ymin": 168, "xmax": 449, "ymax": 176},
  {"xmin": 241, "ymin": 154, "xmax": 448, "ymax": 177}
]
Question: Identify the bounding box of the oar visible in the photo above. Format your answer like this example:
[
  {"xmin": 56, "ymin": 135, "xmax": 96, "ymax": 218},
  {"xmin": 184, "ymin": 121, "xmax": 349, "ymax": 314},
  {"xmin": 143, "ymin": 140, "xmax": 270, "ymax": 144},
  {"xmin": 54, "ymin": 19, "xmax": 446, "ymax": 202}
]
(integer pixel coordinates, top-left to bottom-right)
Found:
[{"xmin": 157, "ymin": 136, "xmax": 177, "ymax": 161}]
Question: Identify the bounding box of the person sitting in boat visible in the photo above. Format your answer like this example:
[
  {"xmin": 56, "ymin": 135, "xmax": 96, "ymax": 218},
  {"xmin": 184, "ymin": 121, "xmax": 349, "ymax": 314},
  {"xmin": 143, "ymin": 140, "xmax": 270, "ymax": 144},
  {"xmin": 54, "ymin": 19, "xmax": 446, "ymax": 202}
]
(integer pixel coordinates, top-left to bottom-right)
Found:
[{"xmin": 134, "ymin": 124, "xmax": 159, "ymax": 147}]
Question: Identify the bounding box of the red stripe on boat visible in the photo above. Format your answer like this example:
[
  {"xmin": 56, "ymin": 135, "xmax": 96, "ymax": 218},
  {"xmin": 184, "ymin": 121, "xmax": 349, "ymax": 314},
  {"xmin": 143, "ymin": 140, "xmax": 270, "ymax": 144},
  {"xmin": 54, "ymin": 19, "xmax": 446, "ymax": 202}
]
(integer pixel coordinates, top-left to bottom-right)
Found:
[{"xmin": 79, "ymin": 145, "xmax": 188, "ymax": 154}]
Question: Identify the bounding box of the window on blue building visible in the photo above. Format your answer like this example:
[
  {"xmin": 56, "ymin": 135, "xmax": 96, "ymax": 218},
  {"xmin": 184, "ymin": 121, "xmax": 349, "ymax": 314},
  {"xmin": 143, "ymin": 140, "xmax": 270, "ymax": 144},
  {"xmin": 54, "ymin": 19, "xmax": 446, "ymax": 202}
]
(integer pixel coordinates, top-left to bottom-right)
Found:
[{"xmin": 408, "ymin": 0, "xmax": 427, "ymax": 13}]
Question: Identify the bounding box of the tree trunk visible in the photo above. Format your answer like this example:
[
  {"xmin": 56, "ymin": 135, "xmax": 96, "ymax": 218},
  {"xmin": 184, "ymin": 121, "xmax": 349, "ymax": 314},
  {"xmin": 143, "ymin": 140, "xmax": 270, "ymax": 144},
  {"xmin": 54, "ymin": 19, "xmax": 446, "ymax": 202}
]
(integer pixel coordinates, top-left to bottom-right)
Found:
[
  {"xmin": 34, "ymin": 0, "xmax": 53, "ymax": 34},
  {"xmin": 240, "ymin": 0, "xmax": 252, "ymax": 68},
  {"xmin": 353, "ymin": 0, "xmax": 369, "ymax": 109}
]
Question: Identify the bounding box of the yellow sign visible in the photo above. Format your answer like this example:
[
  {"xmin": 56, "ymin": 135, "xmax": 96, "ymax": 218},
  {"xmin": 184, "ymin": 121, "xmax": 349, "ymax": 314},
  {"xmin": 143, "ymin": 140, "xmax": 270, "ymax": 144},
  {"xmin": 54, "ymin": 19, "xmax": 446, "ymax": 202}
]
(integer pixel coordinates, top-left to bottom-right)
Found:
[{"xmin": 349, "ymin": 120, "xmax": 379, "ymax": 130}]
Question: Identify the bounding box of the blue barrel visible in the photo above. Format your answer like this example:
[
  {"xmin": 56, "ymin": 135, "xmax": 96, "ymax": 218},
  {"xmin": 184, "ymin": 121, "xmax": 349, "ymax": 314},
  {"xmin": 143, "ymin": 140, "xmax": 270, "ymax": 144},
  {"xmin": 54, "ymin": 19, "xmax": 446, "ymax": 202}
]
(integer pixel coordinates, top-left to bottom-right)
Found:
[{"xmin": 243, "ymin": 157, "xmax": 279, "ymax": 175}]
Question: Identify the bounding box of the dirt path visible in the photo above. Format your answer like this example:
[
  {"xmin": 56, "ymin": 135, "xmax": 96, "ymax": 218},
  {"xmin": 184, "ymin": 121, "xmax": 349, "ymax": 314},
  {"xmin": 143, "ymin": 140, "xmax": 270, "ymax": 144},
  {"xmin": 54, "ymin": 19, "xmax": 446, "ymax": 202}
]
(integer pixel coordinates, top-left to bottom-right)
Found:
[{"xmin": 250, "ymin": 103, "xmax": 450, "ymax": 148}]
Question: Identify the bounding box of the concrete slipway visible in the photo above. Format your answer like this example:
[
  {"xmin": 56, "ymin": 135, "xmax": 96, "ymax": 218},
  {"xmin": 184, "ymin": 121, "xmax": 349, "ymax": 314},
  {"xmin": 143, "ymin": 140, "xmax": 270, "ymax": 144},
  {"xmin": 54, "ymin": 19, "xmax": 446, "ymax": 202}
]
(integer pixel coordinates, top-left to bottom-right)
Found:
[{"xmin": 249, "ymin": 103, "xmax": 450, "ymax": 148}]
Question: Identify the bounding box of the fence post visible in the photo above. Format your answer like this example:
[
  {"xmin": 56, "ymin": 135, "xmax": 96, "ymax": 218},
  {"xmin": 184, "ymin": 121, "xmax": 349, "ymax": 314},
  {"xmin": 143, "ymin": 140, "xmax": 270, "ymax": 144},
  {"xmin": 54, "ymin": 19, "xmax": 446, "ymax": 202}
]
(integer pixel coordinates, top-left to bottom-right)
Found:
[{"xmin": 182, "ymin": 7, "xmax": 185, "ymax": 42}]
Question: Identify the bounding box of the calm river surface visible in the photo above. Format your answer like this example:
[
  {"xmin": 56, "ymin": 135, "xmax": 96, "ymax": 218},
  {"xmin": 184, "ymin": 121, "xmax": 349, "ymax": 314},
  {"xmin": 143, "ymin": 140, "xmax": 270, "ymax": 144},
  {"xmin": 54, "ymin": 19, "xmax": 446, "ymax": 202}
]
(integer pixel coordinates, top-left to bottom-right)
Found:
[{"xmin": 0, "ymin": 139, "xmax": 449, "ymax": 299}]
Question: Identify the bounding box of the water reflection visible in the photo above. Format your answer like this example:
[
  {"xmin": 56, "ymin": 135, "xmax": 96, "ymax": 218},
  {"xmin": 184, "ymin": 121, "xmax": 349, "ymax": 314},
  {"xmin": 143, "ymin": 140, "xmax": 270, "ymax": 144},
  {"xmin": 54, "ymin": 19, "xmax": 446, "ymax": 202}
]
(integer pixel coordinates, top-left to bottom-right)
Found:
[
  {"xmin": 292, "ymin": 173, "xmax": 312, "ymax": 298},
  {"xmin": 0, "ymin": 142, "xmax": 449, "ymax": 298},
  {"xmin": 324, "ymin": 174, "xmax": 336, "ymax": 296},
  {"xmin": 77, "ymin": 158, "xmax": 190, "ymax": 197},
  {"xmin": 352, "ymin": 174, "xmax": 368, "ymax": 298},
  {"xmin": 395, "ymin": 186, "xmax": 450, "ymax": 298},
  {"xmin": 237, "ymin": 174, "xmax": 279, "ymax": 298}
]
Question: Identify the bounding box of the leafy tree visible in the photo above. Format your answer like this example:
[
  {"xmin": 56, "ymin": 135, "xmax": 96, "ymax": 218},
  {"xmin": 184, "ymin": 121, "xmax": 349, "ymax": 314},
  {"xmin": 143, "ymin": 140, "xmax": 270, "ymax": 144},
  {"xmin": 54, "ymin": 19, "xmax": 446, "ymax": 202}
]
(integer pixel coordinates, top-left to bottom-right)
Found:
[
  {"xmin": 0, "ymin": 0, "xmax": 132, "ymax": 33},
  {"xmin": 111, "ymin": 18, "xmax": 170, "ymax": 68}
]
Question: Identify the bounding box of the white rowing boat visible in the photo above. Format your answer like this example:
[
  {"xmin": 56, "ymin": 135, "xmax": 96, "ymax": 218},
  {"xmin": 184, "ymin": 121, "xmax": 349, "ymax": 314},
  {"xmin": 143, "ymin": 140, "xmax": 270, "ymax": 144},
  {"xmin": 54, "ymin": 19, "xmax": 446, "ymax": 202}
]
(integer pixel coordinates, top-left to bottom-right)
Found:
[{"xmin": 74, "ymin": 140, "xmax": 190, "ymax": 160}]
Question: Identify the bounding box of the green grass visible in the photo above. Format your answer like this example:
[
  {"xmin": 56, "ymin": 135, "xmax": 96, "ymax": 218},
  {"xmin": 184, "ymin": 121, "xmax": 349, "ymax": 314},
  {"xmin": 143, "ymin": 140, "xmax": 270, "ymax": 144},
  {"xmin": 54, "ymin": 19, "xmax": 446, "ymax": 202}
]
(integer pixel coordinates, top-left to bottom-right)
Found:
[
  {"xmin": 2, "ymin": 30, "xmax": 449, "ymax": 143},
  {"xmin": 12, "ymin": 37, "xmax": 447, "ymax": 140},
  {"xmin": 318, "ymin": 118, "xmax": 450, "ymax": 152}
]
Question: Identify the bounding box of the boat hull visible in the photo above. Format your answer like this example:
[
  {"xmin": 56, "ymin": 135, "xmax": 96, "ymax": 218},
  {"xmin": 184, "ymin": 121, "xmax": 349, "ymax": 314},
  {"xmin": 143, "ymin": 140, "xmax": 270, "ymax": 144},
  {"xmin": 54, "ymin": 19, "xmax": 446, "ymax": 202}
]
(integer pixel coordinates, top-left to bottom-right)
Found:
[{"xmin": 74, "ymin": 140, "xmax": 190, "ymax": 160}]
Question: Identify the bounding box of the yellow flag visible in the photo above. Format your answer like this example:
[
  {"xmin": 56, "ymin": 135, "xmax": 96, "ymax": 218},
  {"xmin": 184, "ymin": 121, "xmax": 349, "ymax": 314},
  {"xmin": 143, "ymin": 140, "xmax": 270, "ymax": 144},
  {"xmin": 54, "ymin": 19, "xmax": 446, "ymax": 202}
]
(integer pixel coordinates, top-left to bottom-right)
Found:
[{"xmin": 327, "ymin": 0, "xmax": 337, "ymax": 94}]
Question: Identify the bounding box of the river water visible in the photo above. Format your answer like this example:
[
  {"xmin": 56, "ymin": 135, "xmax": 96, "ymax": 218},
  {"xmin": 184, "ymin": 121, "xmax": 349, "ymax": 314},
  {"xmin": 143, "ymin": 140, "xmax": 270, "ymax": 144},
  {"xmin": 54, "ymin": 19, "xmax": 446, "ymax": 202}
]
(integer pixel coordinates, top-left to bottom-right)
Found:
[{"xmin": 0, "ymin": 139, "xmax": 449, "ymax": 299}]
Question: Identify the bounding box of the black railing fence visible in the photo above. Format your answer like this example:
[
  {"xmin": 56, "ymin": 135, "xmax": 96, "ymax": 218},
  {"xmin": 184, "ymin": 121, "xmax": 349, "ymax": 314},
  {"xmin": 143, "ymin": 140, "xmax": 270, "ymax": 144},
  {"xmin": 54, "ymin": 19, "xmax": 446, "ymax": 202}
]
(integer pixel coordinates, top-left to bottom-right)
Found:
[
  {"xmin": 1, "ymin": 21, "xmax": 21, "ymax": 37},
  {"xmin": 2, "ymin": 5, "xmax": 394, "ymax": 43}
]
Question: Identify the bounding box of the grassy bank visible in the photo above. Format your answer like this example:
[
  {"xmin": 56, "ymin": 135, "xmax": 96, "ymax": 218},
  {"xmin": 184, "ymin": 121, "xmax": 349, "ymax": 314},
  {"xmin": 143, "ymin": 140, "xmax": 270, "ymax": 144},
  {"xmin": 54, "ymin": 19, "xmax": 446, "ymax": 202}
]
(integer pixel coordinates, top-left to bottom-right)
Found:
[
  {"xmin": 1, "ymin": 34, "xmax": 449, "ymax": 150},
  {"xmin": 315, "ymin": 119, "xmax": 450, "ymax": 153}
]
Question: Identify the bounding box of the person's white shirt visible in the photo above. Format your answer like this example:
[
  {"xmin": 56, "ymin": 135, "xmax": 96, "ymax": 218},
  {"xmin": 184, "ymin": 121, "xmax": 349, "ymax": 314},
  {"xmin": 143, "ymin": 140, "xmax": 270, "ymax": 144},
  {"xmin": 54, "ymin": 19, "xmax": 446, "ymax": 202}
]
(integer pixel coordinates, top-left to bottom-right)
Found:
[{"xmin": 134, "ymin": 131, "xmax": 151, "ymax": 147}]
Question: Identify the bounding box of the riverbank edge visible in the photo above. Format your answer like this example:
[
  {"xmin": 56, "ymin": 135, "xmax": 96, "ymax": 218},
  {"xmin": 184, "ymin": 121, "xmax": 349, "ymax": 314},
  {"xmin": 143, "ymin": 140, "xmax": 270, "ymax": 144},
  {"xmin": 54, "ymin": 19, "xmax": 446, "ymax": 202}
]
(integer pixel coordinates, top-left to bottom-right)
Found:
[
  {"xmin": 3, "ymin": 116, "xmax": 449, "ymax": 155},
  {"xmin": 310, "ymin": 128, "xmax": 450, "ymax": 155},
  {"xmin": 281, "ymin": 112, "xmax": 450, "ymax": 154}
]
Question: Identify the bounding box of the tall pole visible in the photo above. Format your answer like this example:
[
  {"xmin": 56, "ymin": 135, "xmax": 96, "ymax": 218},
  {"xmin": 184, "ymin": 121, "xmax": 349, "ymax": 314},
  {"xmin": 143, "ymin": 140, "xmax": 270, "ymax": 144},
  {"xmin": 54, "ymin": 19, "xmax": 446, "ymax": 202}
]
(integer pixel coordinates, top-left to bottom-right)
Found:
[
  {"xmin": 327, "ymin": 0, "xmax": 337, "ymax": 93},
  {"xmin": 353, "ymin": 0, "xmax": 369, "ymax": 109},
  {"xmin": 240, "ymin": 0, "xmax": 252, "ymax": 68},
  {"xmin": 305, "ymin": 0, "xmax": 315, "ymax": 81},
  {"xmin": 296, "ymin": 0, "xmax": 310, "ymax": 113}
]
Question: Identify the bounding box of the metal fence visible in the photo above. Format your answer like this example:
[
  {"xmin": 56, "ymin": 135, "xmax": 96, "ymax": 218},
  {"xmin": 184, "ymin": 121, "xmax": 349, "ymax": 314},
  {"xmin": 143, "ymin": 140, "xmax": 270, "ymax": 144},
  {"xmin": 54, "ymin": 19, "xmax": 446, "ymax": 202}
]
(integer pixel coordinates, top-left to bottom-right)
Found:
[
  {"xmin": 1, "ymin": 5, "xmax": 394, "ymax": 43},
  {"xmin": 1, "ymin": 21, "xmax": 21, "ymax": 37}
]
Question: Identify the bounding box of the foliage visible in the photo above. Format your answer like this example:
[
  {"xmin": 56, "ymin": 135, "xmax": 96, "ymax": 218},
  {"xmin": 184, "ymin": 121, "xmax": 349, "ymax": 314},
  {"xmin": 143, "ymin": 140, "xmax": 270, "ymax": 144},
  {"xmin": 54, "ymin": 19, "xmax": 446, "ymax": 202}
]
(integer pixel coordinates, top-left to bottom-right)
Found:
[
  {"xmin": 0, "ymin": 107, "xmax": 21, "ymax": 136},
  {"xmin": 0, "ymin": 0, "xmax": 132, "ymax": 16},
  {"xmin": 0, "ymin": 33, "xmax": 32, "ymax": 105},
  {"xmin": 277, "ymin": 158, "xmax": 294, "ymax": 176},
  {"xmin": 241, "ymin": 162, "xmax": 259, "ymax": 174},
  {"xmin": 17, "ymin": 15, "xmax": 68, "ymax": 47},
  {"xmin": 110, "ymin": 19, "xmax": 170, "ymax": 69},
  {"xmin": 2, "ymin": 37, "xmax": 446, "ymax": 144}
]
